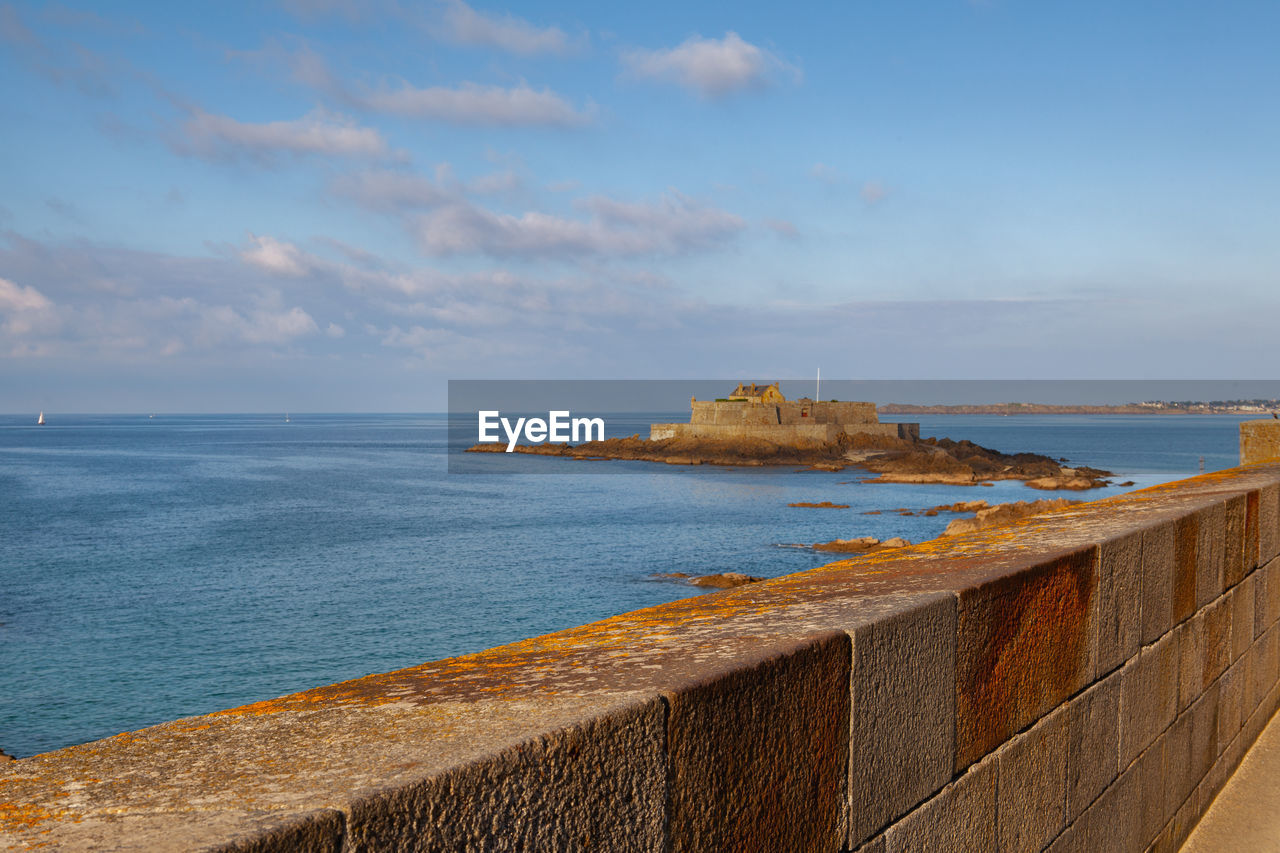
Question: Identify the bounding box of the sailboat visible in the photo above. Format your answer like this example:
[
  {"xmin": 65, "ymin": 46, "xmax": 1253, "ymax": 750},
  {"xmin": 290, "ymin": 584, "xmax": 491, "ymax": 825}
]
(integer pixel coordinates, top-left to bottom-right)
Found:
[
  {"xmin": 285, "ymin": 412, "xmax": 290, "ymax": 423},
  {"xmin": 37, "ymin": 411, "xmax": 44, "ymax": 426}
]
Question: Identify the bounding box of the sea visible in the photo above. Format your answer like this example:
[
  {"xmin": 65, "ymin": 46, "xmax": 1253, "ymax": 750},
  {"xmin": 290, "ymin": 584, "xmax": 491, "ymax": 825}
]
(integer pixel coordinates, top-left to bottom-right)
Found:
[{"xmin": 0, "ymin": 412, "xmax": 1258, "ymax": 758}]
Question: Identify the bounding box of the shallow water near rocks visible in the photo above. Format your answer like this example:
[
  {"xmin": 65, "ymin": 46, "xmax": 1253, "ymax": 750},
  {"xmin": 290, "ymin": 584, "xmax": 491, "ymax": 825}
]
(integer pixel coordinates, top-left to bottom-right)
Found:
[{"xmin": 0, "ymin": 412, "xmax": 1254, "ymax": 756}]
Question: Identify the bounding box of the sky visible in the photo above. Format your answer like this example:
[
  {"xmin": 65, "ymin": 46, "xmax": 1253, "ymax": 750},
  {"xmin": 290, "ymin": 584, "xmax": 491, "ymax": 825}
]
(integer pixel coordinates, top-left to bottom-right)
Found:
[{"xmin": 1, "ymin": 0, "xmax": 1278, "ymax": 412}]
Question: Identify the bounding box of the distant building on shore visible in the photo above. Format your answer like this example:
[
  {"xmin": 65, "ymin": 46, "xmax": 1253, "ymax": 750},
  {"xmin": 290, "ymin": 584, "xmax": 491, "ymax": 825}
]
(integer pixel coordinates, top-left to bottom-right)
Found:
[{"xmin": 652, "ymin": 383, "xmax": 919, "ymax": 443}]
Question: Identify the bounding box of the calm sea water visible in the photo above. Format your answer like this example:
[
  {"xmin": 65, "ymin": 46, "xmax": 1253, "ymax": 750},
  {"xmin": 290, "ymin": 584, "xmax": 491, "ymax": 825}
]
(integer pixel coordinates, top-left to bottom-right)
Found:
[{"xmin": 0, "ymin": 413, "xmax": 1255, "ymax": 757}]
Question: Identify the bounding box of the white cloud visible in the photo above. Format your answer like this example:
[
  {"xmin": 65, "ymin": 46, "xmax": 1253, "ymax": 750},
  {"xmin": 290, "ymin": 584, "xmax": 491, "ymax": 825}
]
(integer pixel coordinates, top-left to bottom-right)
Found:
[
  {"xmin": 0, "ymin": 276, "xmax": 60, "ymax": 341},
  {"xmin": 177, "ymin": 108, "xmax": 390, "ymax": 162},
  {"xmin": 621, "ymin": 32, "xmax": 795, "ymax": 98},
  {"xmin": 326, "ymin": 322, "xmax": 346, "ymax": 338},
  {"xmin": 861, "ymin": 181, "xmax": 889, "ymax": 204},
  {"xmin": 434, "ymin": 0, "xmax": 574, "ymax": 56},
  {"xmin": 413, "ymin": 192, "xmax": 745, "ymax": 258},
  {"xmin": 359, "ymin": 81, "xmax": 590, "ymax": 127},
  {"xmin": 0, "ymin": 276, "xmax": 53, "ymax": 312},
  {"xmin": 240, "ymin": 233, "xmax": 312, "ymax": 277},
  {"xmin": 330, "ymin": 170, "xmax": 453, "ymax": 212}
]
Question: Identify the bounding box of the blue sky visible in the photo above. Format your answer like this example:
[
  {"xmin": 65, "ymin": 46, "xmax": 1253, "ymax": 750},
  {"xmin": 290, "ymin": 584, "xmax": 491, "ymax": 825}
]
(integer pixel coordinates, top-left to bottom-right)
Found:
[{"xmin": 2, "ymin": 0, "xmax": 1278, "ymax": 411}]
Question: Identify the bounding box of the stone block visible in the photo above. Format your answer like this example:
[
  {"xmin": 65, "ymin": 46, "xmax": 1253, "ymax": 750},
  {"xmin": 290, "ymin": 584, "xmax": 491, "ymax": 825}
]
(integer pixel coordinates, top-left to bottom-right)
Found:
[
  {"xmin": 1096, "ymin": 530, "xmax": 1142, "ymax": 676},
  {"xmin": 1243, "ymin": 634, "xmax": 1263, "ymax": 718},
  {"xmin": 956, "ymin": 548, "xmax": 1097, "ymax": 768},
  {"xmin": 1162, "ymin": 708, "xmax": 1194, "ymax": 821},
  {"xmin": 1149, "ymin": 821, "xmax": 1175, "ymax": 853},
  {"xmin": 1261, "ymin": 483, "xmax": 1280, "ymax": 564},
  {"xmin": 1224, "ymin": 494, "xmax": 1248, "ymax": 589},
  {"xmin": 1189, "ymin": 683, "xmax": 1220, "ymax": 786},
  {"xmin": 1195, "ymin": 503, "xmax": 1227, "ymax": 609},
  {"xmin": 883, "ymin": 755, "xmax": 996, "ymax": 853},
  {"xmin": 346, "ymin": 699, "xmax": 667, "ymax": 852},
  {"xmin": 1201, "ymin": 596, "xmax": 1232, "ymax": 689},
  {"xmin": 1173, "ymin": 513, "xmax": 1200, "ymax": 626},
  {"xmin": 1256, "ymin": 558, "xmax": 1280, "ymax": 635},
  {"xmin": 1167, "ymin": 786, "xmax": 1202, "ymax": 853},
  {"xmin": 1246, "ymin": 489, "xmax": 1262, "ymax": 576},
  {"xmin": 1119, "ymin": 631, "xmax": 1177, "ymax": 767},
  {"xmin": 1240, "ymin": 421, "xmax": 1280, "ymax": 465},
  {"xmin": 1231, "ymin": 575, "xmax": 1255, "ymax": 660},
  {"xmin": 847, "ymin": 595, "xmax": 956, "ymax": 848},
  {"xmin": 1176, "ymin": 616, "xmax": 1205, "ymax": 713},
  {"xmin": 997, "ymin": 704, "xmax": 1067, "ymax": 853},
  {"xmin": 664, "ymin": 632, "xmax": 850, "ymax": 853},
  {"xmin": 1248, "ymin": 625, "xmax": 1280, "ymax": 717},
  {"xmin": 1066, "ymin": 671, "xmax": 1119, "ymax": 821},
  {"xmin": 1217, "ymin": 660, "xmax": 1243, "ymax": 750},
  {"xmin": 1140, "ymin": 523, "xmax": 1175, "ymax": 645},
  {"xmin": 851, "ymin": 833, "xmax": 885, "ymax": 853},
  {"xmin": 1045, "ymin": 755, "xmax": 1139, "ymax": 853},
  {"xmin": 1133, "ymin": 736, "xmax": 1167, "ymax": 848}
]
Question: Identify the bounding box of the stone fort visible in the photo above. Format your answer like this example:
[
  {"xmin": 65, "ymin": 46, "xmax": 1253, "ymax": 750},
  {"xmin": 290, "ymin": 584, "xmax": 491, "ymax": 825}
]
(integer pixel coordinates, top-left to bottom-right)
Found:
[{"xmin": 649, "ymin": 381, "xmax": 920, "ymax": 443}]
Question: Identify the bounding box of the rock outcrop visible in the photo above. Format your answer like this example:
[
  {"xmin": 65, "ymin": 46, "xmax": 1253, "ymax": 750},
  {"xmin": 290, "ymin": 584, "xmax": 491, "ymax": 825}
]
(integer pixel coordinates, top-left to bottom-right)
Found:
[
  {"xmin": 651, "ymin": 572, "xmax": 766, "ymax": 588},
  {"xmin": 941, "ymin": 498, "xmax": 1079, "ymax": 536},
  {"xmin": 467, "ymin": 432, "xmax": 1113, "ymax": 489}
]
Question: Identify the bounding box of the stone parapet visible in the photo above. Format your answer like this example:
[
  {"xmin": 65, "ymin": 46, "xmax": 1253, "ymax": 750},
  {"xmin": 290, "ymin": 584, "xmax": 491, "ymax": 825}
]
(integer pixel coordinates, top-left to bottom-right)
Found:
[
  {"xmin": 1241, "ymin": 419, "xmax": 1280, "ymax": 465},
  {"xmin": 4, "ymin": 455, "xmax": 1280, "ymax": 849}
]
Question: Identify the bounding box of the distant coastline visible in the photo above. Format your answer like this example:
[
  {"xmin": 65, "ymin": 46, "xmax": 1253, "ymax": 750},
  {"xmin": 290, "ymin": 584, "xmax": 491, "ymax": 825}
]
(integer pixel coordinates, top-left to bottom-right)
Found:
[{"xmin": 878, "ymin": 400, "xmax": 1280, "ymax": 416}]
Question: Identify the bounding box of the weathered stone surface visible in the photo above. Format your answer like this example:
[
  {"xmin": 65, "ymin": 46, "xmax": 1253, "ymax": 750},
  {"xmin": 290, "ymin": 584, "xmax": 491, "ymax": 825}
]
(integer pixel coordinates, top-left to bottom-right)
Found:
[
  {"xmin": 883, "ymin": 754, "xmax": 996, "ymax": 853},
  {"xmin": 347, "ymin": 699, "xmax": 666, "ymax": 852},
  {"xmin": 1248, "ymin": 625, "xmax": 1280, "ymax": 720},
  {"xmin": 1195, "ymin": 504, "xmax": 1227, "ymax": 609},
  {"xmin": 1261, "ymin": 484, "xmax": 1280, "ymax": 563},
  {"xmin": 0, "ymin": 694, "xmax": 665, "ymax": 853},
  {"xmin": 1119, "ymin": 631, "xmax": 1177, "ymax": 766},
  {"xmin": 1134, "ymin": 735, "xmax": 1168, "ymax": 848},
  {"xmin": 1173, "ymin": 513, "xmax": 1201, "ymax": 625},
  {"xmin": 1189, "ymin": 683, "xmax": 1220, "ymax": 791},
  {"xmin": 846, "ymin": 594, "xmax": 955, "ymax": 848},
  {"xmin": 1163, "ymin": 708, "xmax": 1195, "ymax": 822},
  {"xmin": 1243, "ymin": 632, "xmax": 1264, "ymax": 718},
  {"xmin": 1256, "ymin": 558, "xmax": 1280, "ymax": 635},
  {"xmin": 997, "ymin": 704, "xmax": 1067, "ymax": 853},
  {"xmin": 1246, "ymin": 490, "xmax": 1262, "ymax": 573},
  {"xmin": 1045, "ymin": 755, "xmax": 1139, "ymax": 853},
  {"xmin": 665, "ymin": 632, "xmax": 850, "ymax": 853},
  {"xmin": 1066, "ymin": 671, "xmax": 1120, "ymax": 821},
  {"xmin": 214, "ymin": 810, "xmax": 346, "ymax": 853},
  {"xmin": 1217, "ymin": 660, "xmax": 1243, "ymax": 751},
  {"xmin": 1224, "ymin": 494, "xmax": 1247, "ymax": 589},
  {"xmin": 955, "ymin": 547, "xmax": 1097, "ymax": 768},
  {"xmin": 1167, "ymin": 786, "xmax": 1204, "ymax": 853},
  {"xmin": 1096, "ymin": 530, "xmax": 1142, "ymax": 676},
  {"xmin": 1176, "ymin": 616, "xmax": 1206, "ymax": 713},
  {"xmin": 1231, "ymin": 575, "xmax": 1255, "ymax": 660},
  {"xmin": 1201, "ymin": 597, "xmax": 1232, "ymax": 690},
  {"xmin": 1140, "ymin": 523, "xmax": 1176, "ymax": 645},
  {"xmin": 850, "ymin": 833, "xmax": 886, "ymax": 853},
  {"xmin": 1241, "ymin": 420, "xmax": 1280, "ymax": 465}
]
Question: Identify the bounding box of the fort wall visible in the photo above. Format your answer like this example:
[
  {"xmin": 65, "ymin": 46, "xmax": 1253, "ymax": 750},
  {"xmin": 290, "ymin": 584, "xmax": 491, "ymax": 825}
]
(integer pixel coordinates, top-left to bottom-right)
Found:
[
  {"xmin": 648, "ymin": 422, "xmax": 916, "ymax": 442},
  {"xmin": 5, "ymin": 432, "xmax": 1280, "ymax": 850}
]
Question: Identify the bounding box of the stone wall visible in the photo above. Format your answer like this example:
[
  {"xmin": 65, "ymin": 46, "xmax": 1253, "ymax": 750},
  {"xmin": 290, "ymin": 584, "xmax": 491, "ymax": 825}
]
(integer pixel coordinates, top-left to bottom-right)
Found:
[
  {"xmin": 689, "ymin": 400, "xmax": 880, "ymax": 427},
  {"xmin": 1241, "ymin": 419, "xmax": 1280, "ymax": 465},
  {"xmin": 648, "ymin": 422, "xmax": 912, "ymax": 443},
  {"xmin": 4, "ymin": 457, "xmax": 1280, "ymax": 850}
]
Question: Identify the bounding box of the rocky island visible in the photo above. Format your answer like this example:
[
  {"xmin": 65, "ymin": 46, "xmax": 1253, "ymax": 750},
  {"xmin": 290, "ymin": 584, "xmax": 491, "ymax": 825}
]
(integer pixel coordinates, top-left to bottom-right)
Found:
[{"xmin": 466, "ymin": 382, "xmax": 1113, "ymax": 489}]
